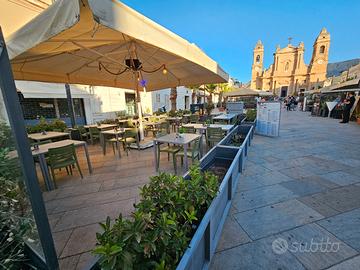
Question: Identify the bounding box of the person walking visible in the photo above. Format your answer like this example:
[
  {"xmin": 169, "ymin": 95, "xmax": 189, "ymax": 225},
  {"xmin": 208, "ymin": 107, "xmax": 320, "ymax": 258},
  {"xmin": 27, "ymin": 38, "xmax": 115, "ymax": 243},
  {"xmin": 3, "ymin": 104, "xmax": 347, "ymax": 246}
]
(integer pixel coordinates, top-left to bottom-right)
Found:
[{"xmin": 340, "ymin": 91, "xmax": 356, "ymax": 123}]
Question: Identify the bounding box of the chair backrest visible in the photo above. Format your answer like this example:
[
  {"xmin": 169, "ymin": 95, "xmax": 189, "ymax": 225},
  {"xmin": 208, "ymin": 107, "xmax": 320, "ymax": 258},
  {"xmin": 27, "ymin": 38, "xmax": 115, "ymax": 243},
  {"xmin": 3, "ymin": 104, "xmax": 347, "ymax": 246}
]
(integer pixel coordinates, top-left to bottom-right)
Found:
[
  {"xmin": 77, "ymin": 126, "xmax": 86, "ymax": 134},
  {"xmin": 124, "ymin": 128, "xmax": 138, "ymax": 139},
  {"xmin": 160, "ymin": 122, "xmax": 170, "ymax": 133},
  {"xmin": 156, "ymin": 130, "xmax": 167, "ymax": 138},
  {"xmin": 183, "ymin": 126, "xmax": 196, "ymax": 134},
  {"xmin": 89, "ymin": 126, "xmax": 100, "ymax": 135},
  {"xmin": 29, "ymin": 139, "xmax": 52, "ymax": 147},
  {"xmin": 48, "ymin": 144, "xmax": 76, "ymax": 166},
  {"xmin": 191, "ymin": 138, "xmax": 201, "ymax": 155},
  {"xmin": 207, "ymin": 127, "xmax": 224, "ymax": 140},
  {"xmin": 189, "ymin": 114, "xmax": 199, "ymax": 123}
]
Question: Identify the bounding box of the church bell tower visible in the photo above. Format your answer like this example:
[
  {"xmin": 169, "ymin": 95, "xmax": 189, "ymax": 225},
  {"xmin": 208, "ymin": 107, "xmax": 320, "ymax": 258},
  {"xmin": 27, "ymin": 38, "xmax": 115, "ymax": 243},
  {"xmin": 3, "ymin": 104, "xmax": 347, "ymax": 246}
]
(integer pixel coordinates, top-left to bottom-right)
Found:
[{"xmin": 251, "ymin": 40, "xmax": 264, "ymax": 89}]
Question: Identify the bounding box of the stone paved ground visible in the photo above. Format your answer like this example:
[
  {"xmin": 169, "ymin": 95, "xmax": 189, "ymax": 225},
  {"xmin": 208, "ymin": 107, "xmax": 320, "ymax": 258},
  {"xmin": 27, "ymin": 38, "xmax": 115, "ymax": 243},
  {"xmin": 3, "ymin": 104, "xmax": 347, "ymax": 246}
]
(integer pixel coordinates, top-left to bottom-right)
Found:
[
  {"xmin": 211, "ymin": 110, "xmax": 360, "ymax": 270},
  {"xmin": 41, "ymin": 137, "xmax": 200, "ymax": 269}
]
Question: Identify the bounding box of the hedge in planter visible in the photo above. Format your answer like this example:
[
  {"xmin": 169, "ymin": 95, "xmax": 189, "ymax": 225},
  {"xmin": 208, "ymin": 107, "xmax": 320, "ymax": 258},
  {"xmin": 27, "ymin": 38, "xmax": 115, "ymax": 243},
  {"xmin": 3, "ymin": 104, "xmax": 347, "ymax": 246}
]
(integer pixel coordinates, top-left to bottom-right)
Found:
[
  {"xmin": 94, "ymin": 165, "xmax": 219, "ymax": 270},
  {"xmin": 0, "ymin": 124, "xmax": 36, "ymax": 269}
]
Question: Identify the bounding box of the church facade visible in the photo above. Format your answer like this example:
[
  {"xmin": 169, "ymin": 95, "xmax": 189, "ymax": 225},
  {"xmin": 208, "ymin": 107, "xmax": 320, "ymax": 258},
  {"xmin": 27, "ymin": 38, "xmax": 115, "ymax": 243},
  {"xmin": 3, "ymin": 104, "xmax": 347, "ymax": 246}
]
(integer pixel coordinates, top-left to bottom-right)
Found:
[{"xmin": 250, "ymin": 28, "xmax": 330, "ymax": 97}]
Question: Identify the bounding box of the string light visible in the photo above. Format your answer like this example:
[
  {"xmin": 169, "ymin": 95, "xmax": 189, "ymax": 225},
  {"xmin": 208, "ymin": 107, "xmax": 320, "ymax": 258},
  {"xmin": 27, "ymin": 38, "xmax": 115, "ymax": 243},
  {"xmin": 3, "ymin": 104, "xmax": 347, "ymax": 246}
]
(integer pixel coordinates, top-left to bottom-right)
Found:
[{"xmin": 162, "ymin": 66, "xmax": 168, "ymax": 75}]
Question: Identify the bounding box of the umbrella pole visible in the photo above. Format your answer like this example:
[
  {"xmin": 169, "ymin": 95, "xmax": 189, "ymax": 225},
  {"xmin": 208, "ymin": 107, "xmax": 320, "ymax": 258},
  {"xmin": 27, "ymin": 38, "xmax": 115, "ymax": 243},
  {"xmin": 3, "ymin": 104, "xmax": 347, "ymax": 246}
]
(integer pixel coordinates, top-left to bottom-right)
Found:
[{"xmin": 134, "ymin": 74, "xmax": 144, "ymax": 141}]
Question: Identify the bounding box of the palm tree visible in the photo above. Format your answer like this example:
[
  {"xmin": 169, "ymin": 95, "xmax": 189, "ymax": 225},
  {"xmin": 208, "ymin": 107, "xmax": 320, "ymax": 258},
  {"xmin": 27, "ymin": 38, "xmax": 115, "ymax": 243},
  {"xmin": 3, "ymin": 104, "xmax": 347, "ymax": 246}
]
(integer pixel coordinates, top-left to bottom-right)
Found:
[
  {"xmin": 187, "ymin": 85, "xmax": 200, "ymax": 104},
  {"xmin": 203, "ymin": 84, "xmax": 217, "ymax": 105},
  {"xmin": 217, "ymin": 83, "xmax": 230, "ymax": 107}
]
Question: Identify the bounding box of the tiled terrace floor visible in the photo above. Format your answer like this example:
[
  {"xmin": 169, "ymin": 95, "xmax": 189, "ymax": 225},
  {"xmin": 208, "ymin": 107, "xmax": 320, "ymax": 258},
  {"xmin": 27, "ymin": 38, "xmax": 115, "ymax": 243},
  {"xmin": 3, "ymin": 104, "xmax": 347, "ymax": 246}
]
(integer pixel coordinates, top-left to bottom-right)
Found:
[
  {"xmin": 41, "ymin": 136, "xmax": 200, "ymax": 269},
  {"xmin": 211, "ymin": 111, "xmax": 360, "ymax": 270}
]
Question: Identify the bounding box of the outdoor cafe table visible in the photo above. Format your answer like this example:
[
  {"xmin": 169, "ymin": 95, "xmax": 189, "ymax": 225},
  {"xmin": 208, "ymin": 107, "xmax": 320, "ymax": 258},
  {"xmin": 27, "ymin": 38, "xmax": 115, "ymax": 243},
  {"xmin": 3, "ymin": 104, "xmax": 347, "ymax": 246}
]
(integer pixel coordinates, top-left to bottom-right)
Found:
[
  {"xmin": 153, "ymin": 133, "xmax": 201, "ymax": 172},
  {"xmin": 84, "ymin": 124, "xmax": 117, "ymax": 130},
  {"xmin": 28, "ymin": 131, "xmax": 70, "ymax": 142},
  {"xmin": 212, "ymin": 113, "xmax": 238, "ymax": 124},
  {"xmin": 8, "ymin": 140, "xmax": 92, "ymax": 191},
  {"xmin": 182, "ymin": 123, "xmax": 234, "ymax": 134}
]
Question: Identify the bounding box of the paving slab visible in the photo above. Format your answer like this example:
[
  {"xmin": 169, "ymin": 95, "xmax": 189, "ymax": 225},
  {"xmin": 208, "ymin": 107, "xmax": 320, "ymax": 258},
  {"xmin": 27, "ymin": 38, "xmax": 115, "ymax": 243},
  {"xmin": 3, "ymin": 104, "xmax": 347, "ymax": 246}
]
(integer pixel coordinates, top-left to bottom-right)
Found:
[
  {"xmin": 319, "ymin": 171, "xmax": 360, "ymax": 186},
  {"xmin": 279, "ymin": 223, "xmax": 357, "ymax": 270},
  {"xmin": 216, "ymin": 216, "xmax": 251, "ymax": 252},
  {"xmin": 297, "ymin": 195, "xmax": 340, "ymax": 218},
  {"xmin": 232, "ymin": 184, "xmax": 298, "ymax": 212},
  {"xmin": 326, "ymin": 255, "xmax": 360, "ymax": 270},
  {"xmin": 280, "ymin": 179, "xmax": 326, "ymax": 197},
  {"xmin": 210, "ymin": 235, "xmax": 305, "ymax": 270},
  {"xmin": 234, "ymin": 199, "xmax": 324, "ymax": 240},
  {"xmin": 317, "ymin": 208, "xmax": 360, "ymax": 252},
  {"xmin": 253, "ymin": 171, "xmax": 294, "ymax": 185}
]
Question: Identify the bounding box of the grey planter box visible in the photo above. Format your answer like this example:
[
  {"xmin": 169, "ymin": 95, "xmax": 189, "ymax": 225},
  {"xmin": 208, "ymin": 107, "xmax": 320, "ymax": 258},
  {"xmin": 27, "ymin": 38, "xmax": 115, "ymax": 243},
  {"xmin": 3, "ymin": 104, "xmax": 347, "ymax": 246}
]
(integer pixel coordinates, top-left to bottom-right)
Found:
[{"xmin": 177, "ymin": 145, "xmax": 243, "ymax": 270}]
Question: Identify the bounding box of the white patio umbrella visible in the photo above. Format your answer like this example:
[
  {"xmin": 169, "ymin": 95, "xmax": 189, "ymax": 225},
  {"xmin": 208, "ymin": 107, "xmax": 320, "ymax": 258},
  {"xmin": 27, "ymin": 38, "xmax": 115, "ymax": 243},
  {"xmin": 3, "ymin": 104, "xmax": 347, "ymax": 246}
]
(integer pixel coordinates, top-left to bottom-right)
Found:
[{"xmin": 6, "ymin": 0, "xmax": 228, "ymax": 139}]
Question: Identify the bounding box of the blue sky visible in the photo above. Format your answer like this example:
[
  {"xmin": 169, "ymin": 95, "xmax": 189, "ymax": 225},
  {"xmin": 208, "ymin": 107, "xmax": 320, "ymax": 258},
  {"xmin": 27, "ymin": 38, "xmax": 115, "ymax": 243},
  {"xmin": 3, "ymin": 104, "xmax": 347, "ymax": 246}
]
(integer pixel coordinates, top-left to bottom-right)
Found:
[{"xmin": 122, "ymin": 0, "xmax": 360, "ymax": 82}]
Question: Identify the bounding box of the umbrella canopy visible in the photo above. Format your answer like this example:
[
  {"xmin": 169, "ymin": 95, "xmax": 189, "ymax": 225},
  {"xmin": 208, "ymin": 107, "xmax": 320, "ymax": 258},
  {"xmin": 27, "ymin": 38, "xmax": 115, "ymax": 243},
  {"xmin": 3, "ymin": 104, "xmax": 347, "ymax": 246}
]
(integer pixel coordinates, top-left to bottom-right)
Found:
[
  {"xmin": 223, "ymin": 87, "xmax": 261, "ymax": 97},
  {"xmin": 6, "ymin": 0, "xmax": 228, "ymax": 91}
]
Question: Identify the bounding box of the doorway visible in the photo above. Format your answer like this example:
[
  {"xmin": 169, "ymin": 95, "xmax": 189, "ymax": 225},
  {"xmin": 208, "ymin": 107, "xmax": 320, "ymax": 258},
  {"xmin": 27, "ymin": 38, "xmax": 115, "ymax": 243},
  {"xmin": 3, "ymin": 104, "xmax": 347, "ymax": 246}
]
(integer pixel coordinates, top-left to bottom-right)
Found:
[
  {"xmin": 125, "ymin": 93, "xmax": 136, "ymax": 115},
  {"xmin": 185, "ymin": 96, "xmax": 190, "ymax": 110},
  {"xmin": 280, "ymin": 86, "xmax": 288, "ymax": 97}
]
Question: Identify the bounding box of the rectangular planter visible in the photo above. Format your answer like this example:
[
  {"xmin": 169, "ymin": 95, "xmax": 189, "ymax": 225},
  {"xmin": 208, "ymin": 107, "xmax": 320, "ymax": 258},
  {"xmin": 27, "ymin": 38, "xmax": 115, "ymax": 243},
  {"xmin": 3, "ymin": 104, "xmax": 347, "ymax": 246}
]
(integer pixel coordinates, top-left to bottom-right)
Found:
[{"xmin": 177, "ymin": 146, "xmax": 243, "ymax": 270}]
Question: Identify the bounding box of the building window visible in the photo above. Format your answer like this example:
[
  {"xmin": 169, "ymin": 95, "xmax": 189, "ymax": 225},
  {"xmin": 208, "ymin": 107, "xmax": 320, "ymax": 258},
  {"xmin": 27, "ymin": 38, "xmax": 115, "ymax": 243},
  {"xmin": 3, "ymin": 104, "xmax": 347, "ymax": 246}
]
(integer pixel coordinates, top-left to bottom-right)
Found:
[
  {"xmin": 320, "ymin": 45, "xmax": 325, "ymax": 54},
  {"xmin": 156, "ymin": 93, "xmax": 161, "ymax": 103},
  {"xmin": 285, "ymin": 62, "xmax": 289, "ymax": 71},
  {"xmin": 256, "ymin": 55, "xmax": 260, "ymax": 63}
]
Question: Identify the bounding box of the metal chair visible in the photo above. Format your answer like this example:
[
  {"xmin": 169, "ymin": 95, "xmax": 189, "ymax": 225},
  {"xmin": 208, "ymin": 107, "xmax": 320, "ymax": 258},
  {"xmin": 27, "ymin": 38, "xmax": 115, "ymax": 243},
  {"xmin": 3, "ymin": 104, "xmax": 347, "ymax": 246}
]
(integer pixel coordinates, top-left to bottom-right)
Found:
[
  {"xmin": 119, "ymin": 128, "xmax": 139, "ymax": 155},
  {"xmin": 206, "ymin": 127, "xmax": 225, "ymax": 147},
  {"xmin": 182, "ymin": 126, "xmax": 196, "ymax": 134},
  {"xmin": 174, "ymin": 138, "xmax": 201, "ymax": 173},
  {"xmin": 156, "ymin": 130, "xmax": 181, "ymax": 171},
  {"xmin": 89, "ymin": 127, "xmax": 101, "ymax": 144},
  {"xmin": 47, "ymin": 143, "xmax": 83, "ymax": 188},
  {"xmin": 189, "ymin": 114, "xmax": 199, "ymax": 123}
]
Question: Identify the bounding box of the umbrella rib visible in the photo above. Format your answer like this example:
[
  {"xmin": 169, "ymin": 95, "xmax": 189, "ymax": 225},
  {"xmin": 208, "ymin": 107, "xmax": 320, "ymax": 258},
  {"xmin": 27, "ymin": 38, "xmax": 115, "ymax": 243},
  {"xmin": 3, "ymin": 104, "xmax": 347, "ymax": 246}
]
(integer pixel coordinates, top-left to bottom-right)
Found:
[
  {"xmin": 71, "ymin": 40, "xmax": 128, "ymax": 69},
  {"xmin": 66, "ymin": 42, "xmax": 131, "ymax": 76}
]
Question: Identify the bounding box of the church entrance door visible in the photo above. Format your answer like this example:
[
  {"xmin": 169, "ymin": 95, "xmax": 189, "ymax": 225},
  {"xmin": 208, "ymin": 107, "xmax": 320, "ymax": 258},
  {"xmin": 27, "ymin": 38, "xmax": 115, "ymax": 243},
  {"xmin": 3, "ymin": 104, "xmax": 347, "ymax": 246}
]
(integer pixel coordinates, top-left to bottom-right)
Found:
[{"xmin": 280, "ymin": 86, "xmax": 288, "ymax": 97}]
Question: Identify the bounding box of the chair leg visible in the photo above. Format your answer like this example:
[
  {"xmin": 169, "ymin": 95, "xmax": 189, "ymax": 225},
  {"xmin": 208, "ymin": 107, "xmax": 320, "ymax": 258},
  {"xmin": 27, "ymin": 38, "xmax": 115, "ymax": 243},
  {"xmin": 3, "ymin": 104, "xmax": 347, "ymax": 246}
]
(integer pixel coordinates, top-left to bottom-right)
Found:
[
  {"xmin": 50, "ymin": 168, "xmax": 57, "ymax": 189},
  {"xmin": 173, "ymin": 154, "xmax": 177, "ymax": 174},
  {"xmin": 75, "ymin": 161, "xmax": 83, "ymax": 179},
  {"xmin": 112, "ymin": 143, "xmax": 115, "ymax": 155},
  {"xmin": 69, "ymin": 166, "xmax": 73, "ymax": 175},
  {"xmin": 66, "ymin": 167, "xmax": 69, "ymax": 175}
]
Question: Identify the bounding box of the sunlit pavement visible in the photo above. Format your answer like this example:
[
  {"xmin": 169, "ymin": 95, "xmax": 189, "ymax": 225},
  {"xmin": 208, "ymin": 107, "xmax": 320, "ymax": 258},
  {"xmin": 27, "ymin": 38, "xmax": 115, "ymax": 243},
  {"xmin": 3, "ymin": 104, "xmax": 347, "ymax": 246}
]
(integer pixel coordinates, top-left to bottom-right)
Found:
[{"xmin": 211, "ymin": 110, "xmax": 360, "ymax": 270}]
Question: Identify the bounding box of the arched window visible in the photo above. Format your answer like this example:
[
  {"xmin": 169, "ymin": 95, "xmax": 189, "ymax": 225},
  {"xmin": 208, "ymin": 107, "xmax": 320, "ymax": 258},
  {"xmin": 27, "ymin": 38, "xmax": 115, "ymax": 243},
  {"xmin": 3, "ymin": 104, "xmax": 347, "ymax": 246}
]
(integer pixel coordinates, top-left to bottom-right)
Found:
[
  {"xmin": 320, "ymin": 45, "xmax": 325, "ymax": 54},
  {"xmin": 285, "ymin": 62, "xmax": 289, "ymax": 71},
  {"xmin": 256, "ymin": 55, "xmax": 260, "ymax": 63}
]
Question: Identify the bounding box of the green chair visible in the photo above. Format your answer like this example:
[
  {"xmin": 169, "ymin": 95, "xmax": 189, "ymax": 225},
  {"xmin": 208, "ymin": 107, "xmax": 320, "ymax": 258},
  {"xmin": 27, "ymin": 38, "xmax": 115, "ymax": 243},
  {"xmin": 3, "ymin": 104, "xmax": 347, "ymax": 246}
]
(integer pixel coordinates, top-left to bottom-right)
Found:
[
  {"xmin": 189, "ymin": 114, "xmax": 199, "ymax": 123},
  {"xmin": 119, "ymin": 128, "xmax": 139, "ymax": 155},
  {"xmin": 156, "ymin": 131, "xmax": 181, "ymax": 171},
  {"xmin": 47, "ymin": 144, "xmax": 83, "ymax": 188},
  {"xmin": 89, "ymin": 127, "xmax": 101, "ymax": 144},
  {"xmin": 182, "ymin": 126, "xmax": 196, "ymax": 134},
  {"xmin": 77, "ymin": 126, "xmax": 90, "ymax": 141},
  {"xmin": 206, "ymin": 127, "xmax": 225, "ymax": 147},
  {"xmin": 174, "ymin": 138, "xmax": 201, "ymax": 173}
]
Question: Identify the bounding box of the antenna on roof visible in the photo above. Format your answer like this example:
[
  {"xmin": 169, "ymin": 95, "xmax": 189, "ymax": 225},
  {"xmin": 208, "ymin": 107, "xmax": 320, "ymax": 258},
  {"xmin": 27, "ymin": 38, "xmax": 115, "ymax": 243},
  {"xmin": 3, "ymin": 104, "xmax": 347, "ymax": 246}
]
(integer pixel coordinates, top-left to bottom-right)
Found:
[{"xmin": 288, "ymin": 37, "xmax": 293, "ymax": 45}]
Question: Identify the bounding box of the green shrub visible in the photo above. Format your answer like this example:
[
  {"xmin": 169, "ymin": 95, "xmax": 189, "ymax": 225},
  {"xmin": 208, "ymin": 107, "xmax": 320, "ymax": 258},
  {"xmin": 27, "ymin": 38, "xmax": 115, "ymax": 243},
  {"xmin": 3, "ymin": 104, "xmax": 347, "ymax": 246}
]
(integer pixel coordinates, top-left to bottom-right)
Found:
[
  {"xmin": 26, "ymin": 117, "xmax": 67, "ymax": 134},
  {"xmin": 0, "ymin": 121, "xmax": 14, "ymax": 149},
  {"xmin": 0, "ymin": 123, "xmax": 34, "ymax": 269},
  {"xmin": 245, "ymin": 109, "xmax": 257, "ymax": 122},
  {"xmin": 94, "ymin": 165, "xmax": 219, "ymax": 270},
  {"xmin": 167, "ymin": 110, "xmax": 177, "ymax": 117}
]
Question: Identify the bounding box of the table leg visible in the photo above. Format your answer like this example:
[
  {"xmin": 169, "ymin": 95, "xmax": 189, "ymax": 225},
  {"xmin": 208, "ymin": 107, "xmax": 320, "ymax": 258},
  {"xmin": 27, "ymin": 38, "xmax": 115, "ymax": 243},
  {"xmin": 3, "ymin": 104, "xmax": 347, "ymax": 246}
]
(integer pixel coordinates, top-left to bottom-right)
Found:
[
  {"xmin": 101, "ymin": 133, "xmax": 106, "ymax": 155},
  {"xmin": 200, "ymin": 134, "xmax": 204, "ymax": 158},
  {"xmin": 116, "ymin": 133, "xmax": 121, "ymax": 158},
  {"xmin": 83, "ymin": 144, "xmax": 93, "ymax": 174},
  {"xmin": 154, "ymin": 141, "xmax": 159, "ymax": 172},
  {"xmin": 38, "ymin": 154, "xmax": 53, "ymax": 191},
  {"xmin": 183, "ymin": 143, "xmax": 188, "ymax": 171}
]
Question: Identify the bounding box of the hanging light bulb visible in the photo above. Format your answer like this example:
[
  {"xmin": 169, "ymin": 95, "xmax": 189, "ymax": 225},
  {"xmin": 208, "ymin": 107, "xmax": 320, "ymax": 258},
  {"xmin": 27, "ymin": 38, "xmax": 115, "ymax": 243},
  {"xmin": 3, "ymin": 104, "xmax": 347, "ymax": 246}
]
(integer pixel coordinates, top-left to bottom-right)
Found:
[{"xmin": 162, "ymin": 66, "xmax": 168, "ymax": 75}]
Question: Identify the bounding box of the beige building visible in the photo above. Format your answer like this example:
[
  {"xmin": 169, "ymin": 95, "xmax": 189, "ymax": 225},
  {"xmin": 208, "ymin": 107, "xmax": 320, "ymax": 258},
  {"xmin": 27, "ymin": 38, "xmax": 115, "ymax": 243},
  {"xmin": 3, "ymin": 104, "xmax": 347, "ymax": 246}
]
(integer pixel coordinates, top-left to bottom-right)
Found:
[{"xmin": 251, "ymin": 28, "xmax": 330, "ymax": 97}]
